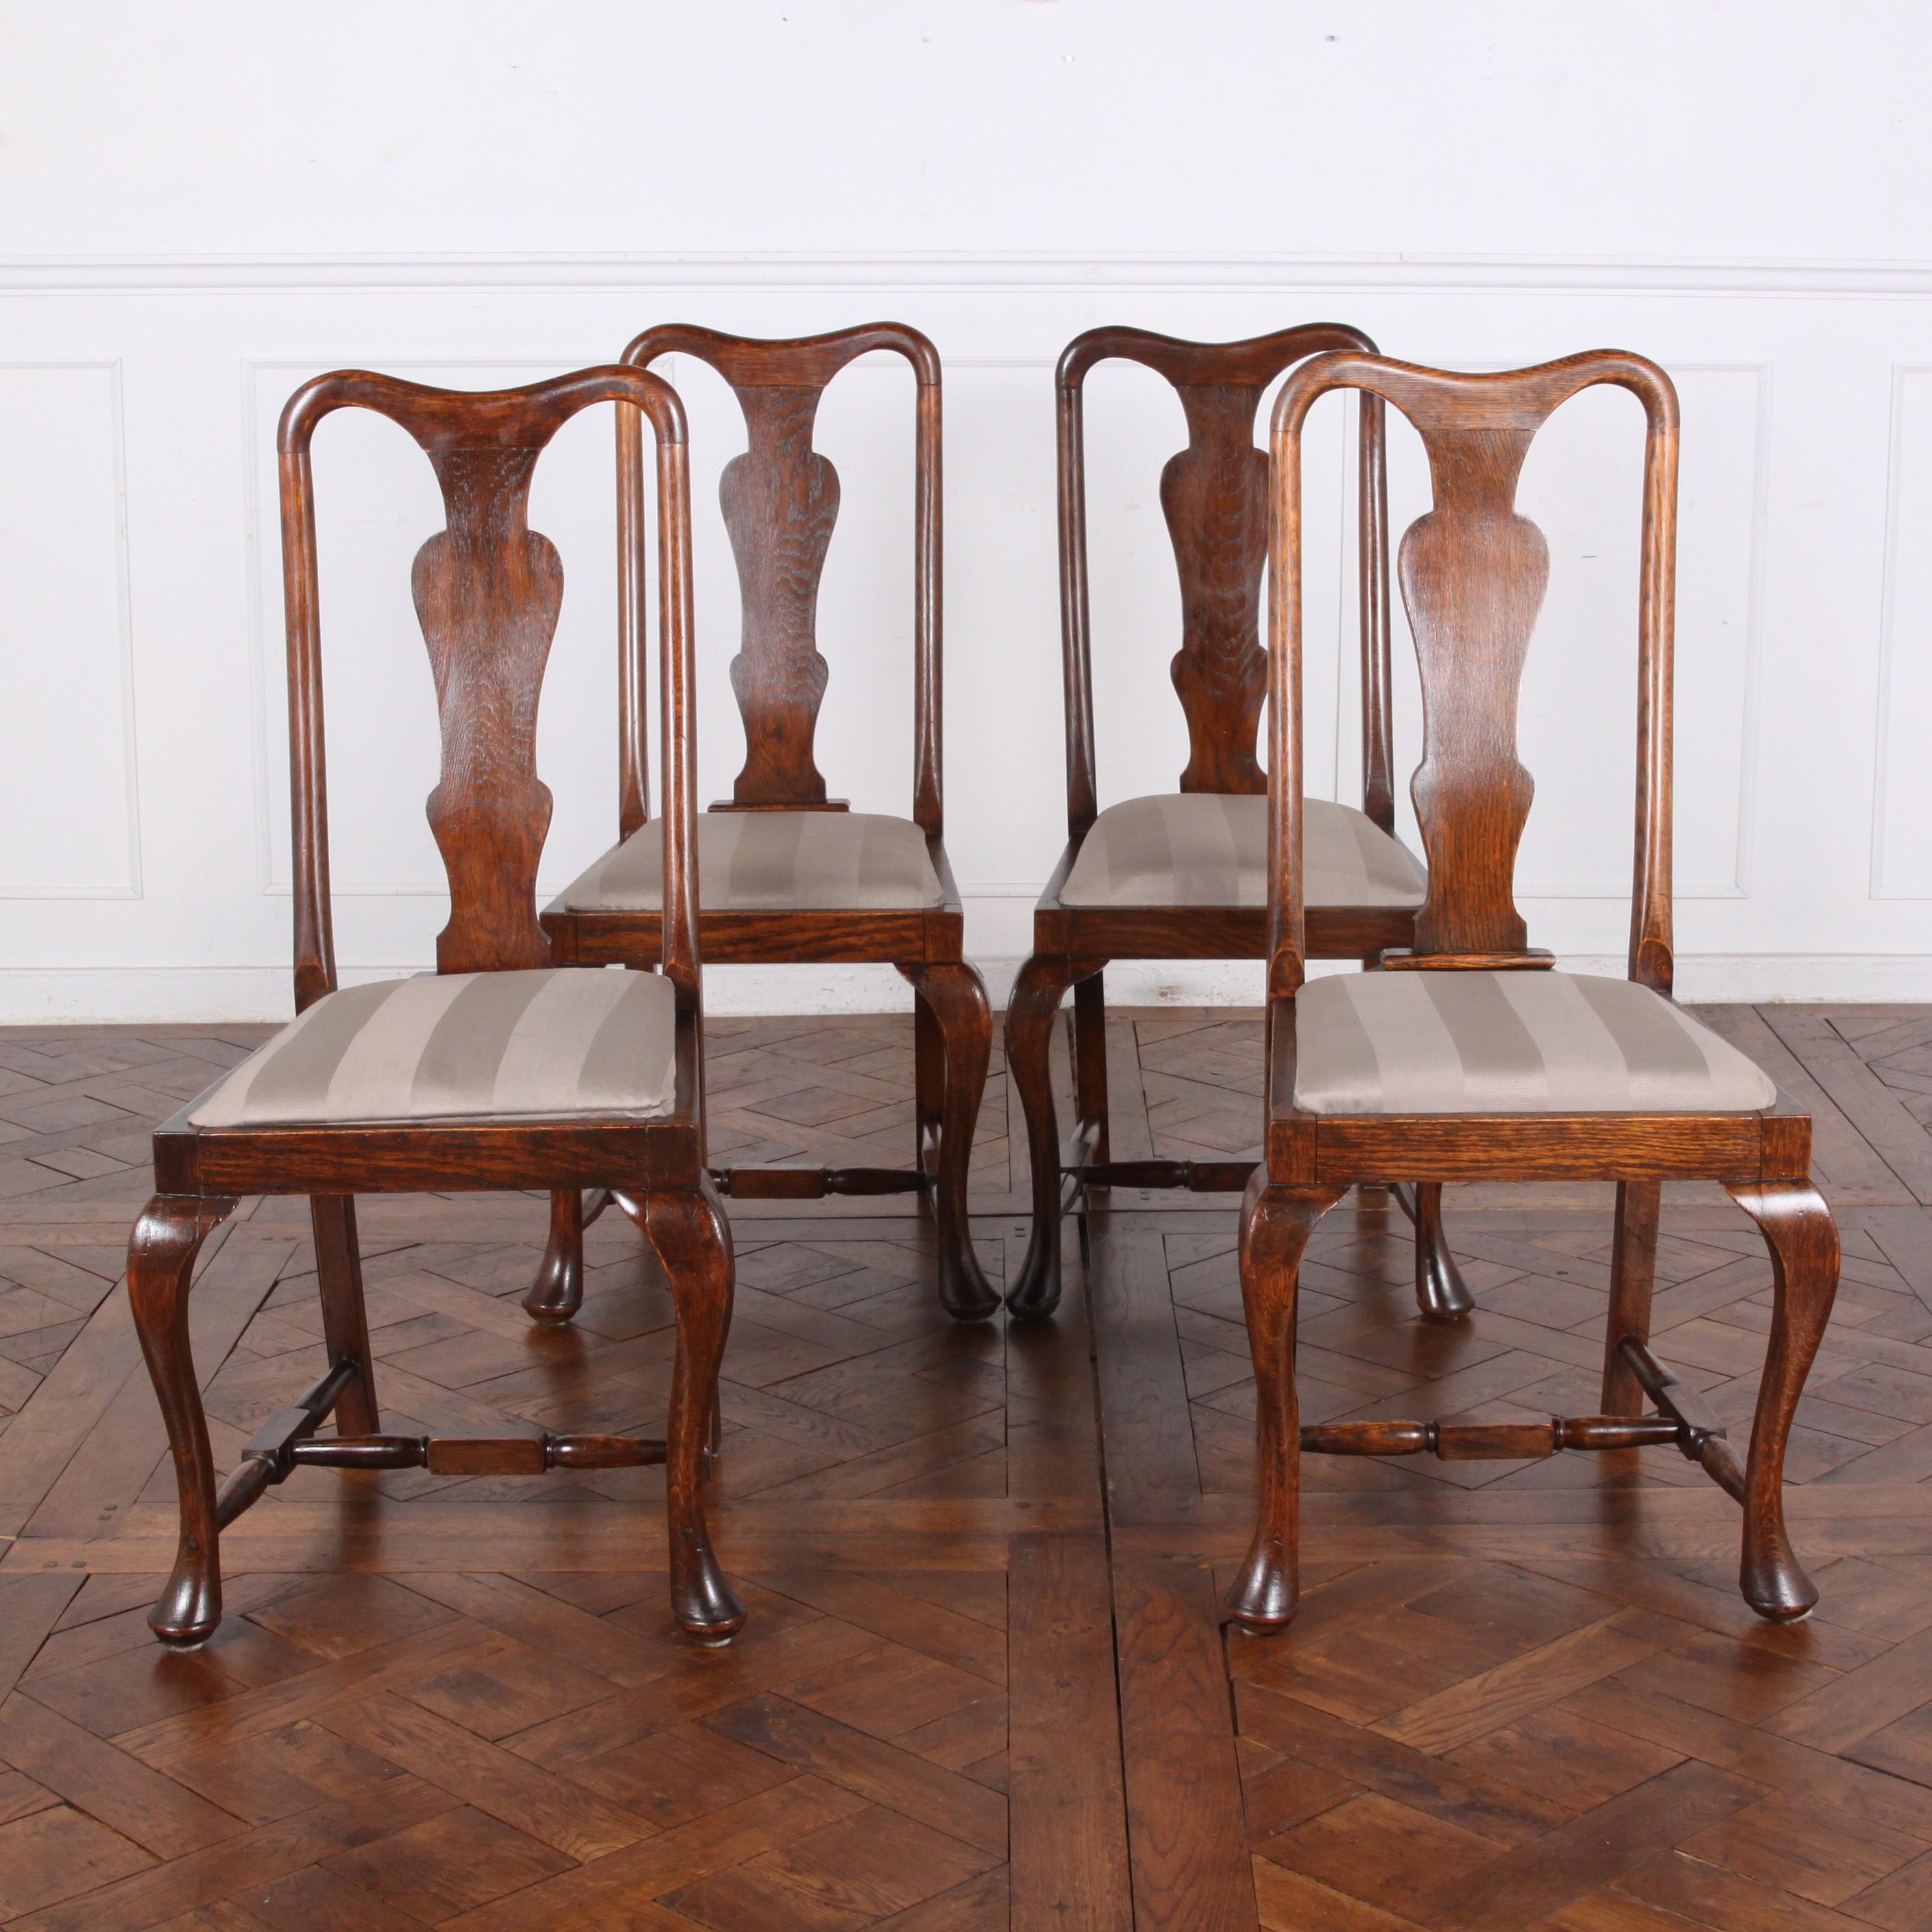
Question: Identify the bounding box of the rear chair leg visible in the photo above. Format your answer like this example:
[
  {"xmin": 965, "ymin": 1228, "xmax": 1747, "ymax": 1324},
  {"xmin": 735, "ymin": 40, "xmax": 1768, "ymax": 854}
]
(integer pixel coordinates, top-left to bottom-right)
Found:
[
  {"xmin": 1364, "ymin": 947, "xmax": 1471, "ymax": 1323},
  {"xmin": 311, "ymin": 1194, "xmax": 378, "ymax": 1436},
  {"xmin": 635, "ymin": 1178, "xmax": 745, "ymax": 1643},
  {"xmin": 1072, "ymin": 971, "xmax": 1110, "ymax": 1165},
  {"xmin": 1394, "ymin": 1182, "xmax": 1475, "ymax": 1321},
  {"xmin": 1601, "ymin": 1181, "xmax": 1662, "ymax": 1414},
  {"xmin": 527, "ymin": 1187, "xmax": 616, "ymax": 1325},
  {"xmin": 1227, "ymin": 1176, "xmax": 1345, "ymax": 1632},
  {"xmin": 1003, "ymin": 953, "xmax": 1099, "ymax": 1322},
  {"xmin": 1070, "ymin": 973, "xmax": 1109, "ymax": 1269},
  {"xmin": 129, "ymin": 1194, "xmax": 237, "ymax": 1647},
  {"xmin": 527, "ymin": 1190, "xmax": 587, "ymax": 1325},
  {"xmin": 904, "ymin": 963, "xmax": 1000, "ymax": 1323},
  {"xmin": 1726, "ymin": 1179, "xmax": 1840, "ymax": 1622},
  {"xmin": 914, "ymin": 989, "xmax": 945, "ymax": 1174}
]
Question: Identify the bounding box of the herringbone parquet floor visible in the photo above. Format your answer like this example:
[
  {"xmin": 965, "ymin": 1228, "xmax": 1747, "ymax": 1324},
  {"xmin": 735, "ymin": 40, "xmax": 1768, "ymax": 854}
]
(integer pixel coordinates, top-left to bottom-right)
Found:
[{"xmin": 3, "ymin": 1002, "xmax": 1932, "ymax": 1929}]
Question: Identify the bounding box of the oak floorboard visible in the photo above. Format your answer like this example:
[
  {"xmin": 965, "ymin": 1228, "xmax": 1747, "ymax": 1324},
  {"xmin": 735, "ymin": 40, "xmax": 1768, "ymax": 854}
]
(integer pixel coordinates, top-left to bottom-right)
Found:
[{"xmin": 1, "ymin": 1007, "xmax": 1931, "ymax": 1927}]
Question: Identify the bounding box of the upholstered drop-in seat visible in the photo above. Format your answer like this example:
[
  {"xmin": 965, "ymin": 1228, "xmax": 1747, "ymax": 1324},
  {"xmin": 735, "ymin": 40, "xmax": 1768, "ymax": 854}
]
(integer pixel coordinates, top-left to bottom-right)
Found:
[
  {"xmin": 559, "ymin": 810, "xmax": 945, "ymax": 913},
  {"xmin": 189, "ymin": 969, "xmax": 677, "ymax": 1128},
  {"xmin": 1059, "ymin": 793, "xmax": 1425, "ymax": 910},
  {"xmin": 1293, "ymin": 970, "xmax": 1779, "ymax": 1116}
]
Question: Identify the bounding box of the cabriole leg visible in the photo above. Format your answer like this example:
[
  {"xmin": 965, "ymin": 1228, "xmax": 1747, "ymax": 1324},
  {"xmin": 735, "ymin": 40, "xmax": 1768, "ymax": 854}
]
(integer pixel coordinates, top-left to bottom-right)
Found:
[
  {"xmin": 526, "ymin": 1189, "xmax": 588, "ymax": 1325},
  {"xmin": 1003, "ymin": 952, "xmax": 1097, "ymax": 1322},
  {"xmin": 1725, "ymin": 1179, "xmax": 1840, "ymax": 1621},
  {"xmin": 129, "ymin": 1194, "xmax": 237, "ymax": 1647},
  {"xmin": 904, "ymin": 963, "xmax": 1000, "ymax": 1323},
  {"xmin": 1401, "ymin": 1183, "xmax": 1474, "ymax": 1321},
  {"xmin": 311, "ymin": 1194, "xmax": 378, "ymax": 1436},
  {"xmin": 1227, "ymin": 1176, "xmax": 1345, "ymax": 1632},
  {"xmin": 1601, "ymin": 1180, "xmax": 1662, "ymax": 1414},
  {"xmin": 636, "ymin": 1178, "xmax": 745, "ymax": 1643}
]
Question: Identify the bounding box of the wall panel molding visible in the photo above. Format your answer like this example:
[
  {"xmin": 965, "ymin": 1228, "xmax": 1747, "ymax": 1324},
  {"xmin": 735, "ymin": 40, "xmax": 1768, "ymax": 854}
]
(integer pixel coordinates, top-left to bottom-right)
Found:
[
  {"xmin": 1517, "ymin": 361, "xmax": 1770, "ymax": 902},
  {"xmin": 1870, "ymin": 365, "xmax": 1932, "ymax": 898},
  {"xmin": 12, "ymin": 252, "xmax": 1932, "ymax": 300},
  {"xmin": 0, "ymin": 359, "xmax": 141, "ymax": 900}
]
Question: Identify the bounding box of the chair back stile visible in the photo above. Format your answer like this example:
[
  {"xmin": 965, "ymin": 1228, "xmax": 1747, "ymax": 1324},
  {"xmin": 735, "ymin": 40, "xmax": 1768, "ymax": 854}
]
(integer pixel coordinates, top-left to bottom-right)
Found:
[
  {"xmin": 275, "ymin": 365, "xmax": 701, "ymax": 1017},
  {"xmin": 1266, "ymin": 350, "xmax": 1680, "ymax": 996},
  {"xmin": 613, "ymin": 323, "xmax": 944, "ymax": 836},
  {"xmin": 1054, "ymin": 324, "xmax": 1392, "ymax": 841},
  {"xmin": 642, "ymin": 415, "xmax": 703, "ymax": 1016}
]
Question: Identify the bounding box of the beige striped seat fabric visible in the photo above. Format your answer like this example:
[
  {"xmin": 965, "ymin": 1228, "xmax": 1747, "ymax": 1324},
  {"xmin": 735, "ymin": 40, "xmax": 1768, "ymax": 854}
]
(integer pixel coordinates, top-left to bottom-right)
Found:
[
  {"xmin": 1293, "ymin": 970, "xmax": 1779, "ymax": 1115},
  {"xmin": 1058, "ymin": 794, "xmax": 1425, "ymax": 910},
  {"xmin": 189, "ymin": 969, "xmax": 677, "ymax": 1128},
  {"xmin": 559, "ymin": 811, "xmax": 945, "ymax": 913}
]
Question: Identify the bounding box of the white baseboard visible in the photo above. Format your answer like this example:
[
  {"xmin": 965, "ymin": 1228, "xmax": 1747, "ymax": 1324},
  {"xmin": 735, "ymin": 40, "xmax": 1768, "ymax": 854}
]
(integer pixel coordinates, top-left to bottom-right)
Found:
[
  {"xmin": 1011, "ymin": 956, "xmax": 1932, "ymax": 1006},
  {"xmin": 6, "ymin": 954, "xmax": 1932, "ymax": 1025}
]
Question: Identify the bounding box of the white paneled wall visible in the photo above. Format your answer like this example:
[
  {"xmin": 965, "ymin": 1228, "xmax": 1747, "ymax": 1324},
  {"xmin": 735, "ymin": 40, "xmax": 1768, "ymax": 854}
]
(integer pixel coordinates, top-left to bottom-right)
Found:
[{"xmin": 2, "ymin": 1, "xmax": 1931, "ymax": 1018}]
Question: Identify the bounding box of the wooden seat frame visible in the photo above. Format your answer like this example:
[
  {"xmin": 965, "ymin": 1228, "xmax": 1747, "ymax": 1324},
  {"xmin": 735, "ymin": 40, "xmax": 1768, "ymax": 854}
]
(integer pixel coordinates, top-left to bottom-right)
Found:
[
  {"xmin": 1229, "ymin": 348, "xmax": 1842, "ymax": 1633},
  {"xmin": 1004, "ymin": 324, "xmax": 1471, "ymax": 1320},
  {"xmin": 129, "ymin": 367, "xmax": 745, "ymax": 1650},
  {"xmin": 536, "ymin": 324, "xmax": 998, "ymax": 1322}
]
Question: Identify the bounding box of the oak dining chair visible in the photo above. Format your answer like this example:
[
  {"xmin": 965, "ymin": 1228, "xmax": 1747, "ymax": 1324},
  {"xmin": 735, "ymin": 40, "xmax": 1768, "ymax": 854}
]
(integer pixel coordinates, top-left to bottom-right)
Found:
[
  {"xmin": 129, "ymin": 366, "xmax": 745, "ymax": 1651},
  {"xmin": 535, "ymin": 324, "xmax": 999, "ymax": 1323},
  {"xmin": 1003, "ymin": 323, "xmax": 1471, "ymax": 1320},
  {"xmin": 1229, "ymin": 348, "xmax": 1840, "ymax": 1633}
]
